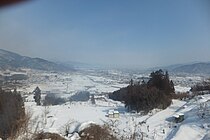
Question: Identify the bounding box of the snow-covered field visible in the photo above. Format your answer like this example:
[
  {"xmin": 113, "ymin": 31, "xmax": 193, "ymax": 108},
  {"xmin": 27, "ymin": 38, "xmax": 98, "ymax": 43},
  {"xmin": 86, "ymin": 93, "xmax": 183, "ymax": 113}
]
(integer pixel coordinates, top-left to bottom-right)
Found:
[
  {"xmin": 2, "ymin": 68, "xmax": 209, "ymax": 139},
  {"xmin": 25, "ymin": 93, "xmax": 210, "ymax": 140},
  {"xmin": 19, "ymin": 69, "xmax": 128, "ymax": 96}
]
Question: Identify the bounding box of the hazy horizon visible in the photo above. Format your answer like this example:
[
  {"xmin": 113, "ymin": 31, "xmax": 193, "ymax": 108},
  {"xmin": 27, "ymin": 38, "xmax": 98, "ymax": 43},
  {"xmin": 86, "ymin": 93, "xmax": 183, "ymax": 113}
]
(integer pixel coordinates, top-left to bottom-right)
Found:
[{"xmin": 0, "ymin": 0, "xmax": 210, "ymax": 69}]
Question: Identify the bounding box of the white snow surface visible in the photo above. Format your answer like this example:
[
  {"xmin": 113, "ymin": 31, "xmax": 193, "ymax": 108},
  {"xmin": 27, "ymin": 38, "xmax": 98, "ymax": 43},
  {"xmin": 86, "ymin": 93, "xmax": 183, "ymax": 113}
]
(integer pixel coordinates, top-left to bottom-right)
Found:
[
  {"xmin": 19, "ymin": 70, "xmax": 127, "ymax": 96},
  {"xmin": 24, "ymin": 94, "xmax": 210, "ymax": 140},
  {"xmin": 9, "ymin": 69, "xmax": 210, "ymax": 140},
  {"xmin": 174, "ymin": 85, "xmax": 191, "ymax": 93}
]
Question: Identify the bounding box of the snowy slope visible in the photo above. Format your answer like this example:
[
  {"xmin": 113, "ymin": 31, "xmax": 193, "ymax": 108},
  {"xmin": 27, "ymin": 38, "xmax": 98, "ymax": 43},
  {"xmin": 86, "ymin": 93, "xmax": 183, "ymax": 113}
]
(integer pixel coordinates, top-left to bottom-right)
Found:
[
  {"xmin": 11, "ymin": 69, "xmax": 209, "ymax": 140},
  {"xmin": 24, "ymin": 92, "xmax": 210, "ymax": 140}
]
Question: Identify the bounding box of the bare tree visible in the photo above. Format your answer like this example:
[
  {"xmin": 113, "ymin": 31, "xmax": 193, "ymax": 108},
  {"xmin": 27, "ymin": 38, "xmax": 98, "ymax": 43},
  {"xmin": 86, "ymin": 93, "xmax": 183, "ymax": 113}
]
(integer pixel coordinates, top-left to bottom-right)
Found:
[{"xmin": 43, "ymin": 106, "xmax": 50, "ymax": 125}]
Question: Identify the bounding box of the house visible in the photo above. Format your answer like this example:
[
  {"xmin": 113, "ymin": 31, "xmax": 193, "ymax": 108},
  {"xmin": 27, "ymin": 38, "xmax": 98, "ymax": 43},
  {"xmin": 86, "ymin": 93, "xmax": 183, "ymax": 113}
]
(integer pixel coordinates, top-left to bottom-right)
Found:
[
  {"xmin": 108, "ymin": 110, "xmax": 114, "ymax": 118},
  {"xmin": 113, "ymin": 111, "xmax": 119, "ymax": 118},
  {"xmin": 107, "ymin": 110, "xmax": 119, "ymax": 118},
  {"xmin": 173, "ymin": 113, "xmax": 184, "ymax": 123}
]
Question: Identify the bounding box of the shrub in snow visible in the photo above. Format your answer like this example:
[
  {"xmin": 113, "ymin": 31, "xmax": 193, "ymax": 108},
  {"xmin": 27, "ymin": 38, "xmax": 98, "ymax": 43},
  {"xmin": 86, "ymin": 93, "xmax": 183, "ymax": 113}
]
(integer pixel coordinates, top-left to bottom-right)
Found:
[
  {"xmin": 78, "ymin": 124, "xmax": 118, "ymax": 140},
  {"xmin": 33, "ymin": 132, "xmax": 66, "ymax": 140}
]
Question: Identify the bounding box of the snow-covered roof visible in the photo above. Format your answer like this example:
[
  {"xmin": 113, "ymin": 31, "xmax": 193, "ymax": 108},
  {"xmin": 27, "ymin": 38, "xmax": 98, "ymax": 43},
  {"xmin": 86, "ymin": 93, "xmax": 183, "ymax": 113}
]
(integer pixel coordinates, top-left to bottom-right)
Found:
[
  {"xmin": 108, "ymin": 111, "xmax": 114, "ymax": 115},
  {"xmin": 114, "ymin": 111, "xmax": 119, "ymax": 114},
  {"xmin": 108, "ymin": 110, "xmax": 119, "ymax": 114},
  {"xmin": 173, "ymin": 114, "xmax": 180, "ymax": 118},
  {"xmin": 173, "ymin": 113, "xmax": 184, "ymax": 118},
  {"xmin": 178, "ymin": 113, "xmax": 184, "ymax": 116}
]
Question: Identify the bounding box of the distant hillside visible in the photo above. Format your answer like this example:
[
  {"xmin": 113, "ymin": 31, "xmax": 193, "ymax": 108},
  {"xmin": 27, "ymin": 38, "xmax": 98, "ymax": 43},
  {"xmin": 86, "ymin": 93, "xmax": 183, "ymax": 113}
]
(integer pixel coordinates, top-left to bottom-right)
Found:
[
  {"xmin": 172, "ymin": 62, "xmax": 210, "ymax": 74},
  {"xmin": 0, "ymin": 49, "xmax": 73, "ymax": 71}
]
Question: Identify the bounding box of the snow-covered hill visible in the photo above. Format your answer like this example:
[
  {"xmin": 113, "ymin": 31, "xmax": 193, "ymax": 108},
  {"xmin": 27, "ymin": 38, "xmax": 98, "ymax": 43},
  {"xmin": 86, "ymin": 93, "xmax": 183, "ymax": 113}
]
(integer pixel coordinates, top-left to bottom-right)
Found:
[
  {"xmin": 24, "ymin": 92, "xmax": 210, "ymax": 140},
  {"xmin": 0, "ymin": 49, "xmax": 72, "ymax": 71}
]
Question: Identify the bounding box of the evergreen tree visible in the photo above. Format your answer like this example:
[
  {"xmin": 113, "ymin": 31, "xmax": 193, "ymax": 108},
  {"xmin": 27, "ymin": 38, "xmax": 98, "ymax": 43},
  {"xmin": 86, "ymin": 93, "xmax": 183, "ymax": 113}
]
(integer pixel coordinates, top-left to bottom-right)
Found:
[
  {"xmin": 148, "ymin": 69, "xmax": 174, "ymax": 94},
  {"xmin": 33, "ymin": 86, "xmax": 41, "ymax": 105}
]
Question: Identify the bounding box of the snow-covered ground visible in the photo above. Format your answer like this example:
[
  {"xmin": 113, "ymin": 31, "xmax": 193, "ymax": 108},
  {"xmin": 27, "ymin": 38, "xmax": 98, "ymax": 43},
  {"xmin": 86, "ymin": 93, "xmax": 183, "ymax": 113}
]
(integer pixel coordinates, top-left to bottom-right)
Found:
[
  {"xmin": 174, "ymin": 85, "xmax": 191, "ymax": 93},
  {"xmin": 18, "ymin": 69, "xmax": 128, "ymax": 96},
  {"xmin": 2, "ymin": 68, "xmax": 209, "ymax": 139},
  {"xmin": 16, "ymin": 69, "xmax": 204, "ymax": 95},
  {"xmin": 25, "ymin": 93, "xmax": 210, "ymax": 140}
]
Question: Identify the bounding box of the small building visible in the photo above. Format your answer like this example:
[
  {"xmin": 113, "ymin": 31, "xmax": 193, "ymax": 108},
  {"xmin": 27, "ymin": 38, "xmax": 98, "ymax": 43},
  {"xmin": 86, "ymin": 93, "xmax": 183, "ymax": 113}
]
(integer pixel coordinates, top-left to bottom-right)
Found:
[
  {"xmin": 173, "ymin": 113, "xmax": 184, "ymax": 123},
  {"xmin": 113, "ymin": 111, "xmax": 119, "ymax": 118},
  {"xmin": 108, "ymin": 111, "xmax": 114, "ymax": 118},
  {"xmin": 107, "ymin": 110, "xmax": 119, "ymax": 118}
]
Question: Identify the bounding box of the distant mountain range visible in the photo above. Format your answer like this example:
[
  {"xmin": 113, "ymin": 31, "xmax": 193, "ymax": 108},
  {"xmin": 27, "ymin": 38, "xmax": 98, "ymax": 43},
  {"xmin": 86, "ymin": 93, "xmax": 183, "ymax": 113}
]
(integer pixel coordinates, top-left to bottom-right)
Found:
[
  {"xmin": 171, "ymin": 62, "xmax": 210, "ymax": 74},
  {"xmin": 0, "ymin": 49, "xmax": 73, "ymax": 71},
  {"xmin": 146, "ymin": 62, "xmax": 210, "ymax": 74},
  {"xmin": 0, "ymin": 49, "xmax": 210, "ymax": 74}
]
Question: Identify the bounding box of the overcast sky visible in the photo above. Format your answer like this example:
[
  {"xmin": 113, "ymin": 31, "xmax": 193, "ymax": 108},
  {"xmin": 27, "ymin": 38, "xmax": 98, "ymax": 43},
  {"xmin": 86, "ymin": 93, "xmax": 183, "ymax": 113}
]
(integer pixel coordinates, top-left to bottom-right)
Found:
[{"xmin": 0, "ymin": 0, "xmax": 210, "ymax": 69}]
